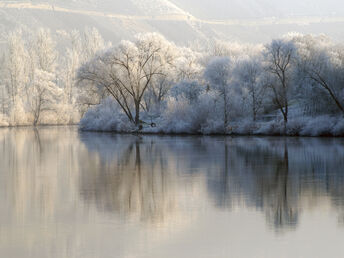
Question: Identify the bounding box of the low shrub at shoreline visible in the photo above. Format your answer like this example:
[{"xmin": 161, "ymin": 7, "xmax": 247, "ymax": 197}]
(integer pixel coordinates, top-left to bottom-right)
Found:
[{"xmin": 79, "ymin": 101, "xmax": 344, "ymax": 137}]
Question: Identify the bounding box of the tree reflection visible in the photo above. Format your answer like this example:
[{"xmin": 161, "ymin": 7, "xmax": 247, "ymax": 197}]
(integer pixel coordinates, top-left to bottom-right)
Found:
[
  {"xmin": 79, "ymin": 135, "xmax": 181, "ymax": 224},
  {"xmin": 260, "ymin": 141, "xmax": 298, "ymax": 230},
  {"xmin": 3, "ymin": 128, "xmax": 344, "ymax": 257},
  {"xmin": 79, "ymin": 133, "xmax": 344, "ymax": 231},
  {"xmin": 227, "ymin": 137, "xmax": 344, "ymax": 232}
]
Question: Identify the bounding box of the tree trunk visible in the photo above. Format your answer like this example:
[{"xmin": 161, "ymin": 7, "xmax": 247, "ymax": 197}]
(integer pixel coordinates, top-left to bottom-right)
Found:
[
  {"xmin": 134, "ymin": 101, "xmax": 140, "ymax": 126},
  {"xmin": 252, "ymin": 89, "xmax": 256, "ymax": 122},
  {"xmin": 283, "ymin": 109, "xmax": 288, "ymax": 135},
  {"xmin": 223, "ymin": 93, "xmax": 228, "ymax": 132}
]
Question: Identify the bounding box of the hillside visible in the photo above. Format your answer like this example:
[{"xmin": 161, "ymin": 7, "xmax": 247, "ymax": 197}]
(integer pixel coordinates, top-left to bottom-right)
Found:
[
  {"xmin": 1, "ymin": 0, "xmax": 344, "ymax": 46},
  {"xmin": 170, "ymin": 0, "xmax": 344, "ymax": 20},
  {"xmin": 0, "ymin": 0, "xmax": 204, "ymax": 45}
]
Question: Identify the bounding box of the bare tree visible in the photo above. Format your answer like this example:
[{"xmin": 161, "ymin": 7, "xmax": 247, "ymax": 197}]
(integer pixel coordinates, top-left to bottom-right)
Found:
[
  {"xmin": 29, "ymin": 70, "xmax": 61, "ymax": 125},
  {"xmin": 28, "ymin": 29, "xmax": 60, "ymax": 125},
  {"xmin": 264, "ymin": 39, "xmax": 295, "ymax": 131},
  {"xmin": 78, "ymin": 33, "xmax": 176, "ymax": 127},
  {"xmin": 60, "ymin": 28, "xmax": 107, "ymax": 119},
  {"xmin": 234, "ymin": 58, "xmax": 265, "ymax": 121},
  {"xmin": 298, "ymin": 46, "xmax": 344, "ymax": 115},
  {"xmin": 204, "ymin": 57, "xmax": 232, "ymax": 131},
  {"xmin": 5, "ymin": 30, "xmax": 29, "ymax": 113},
  {"xmin": 143, "ymin": 75, "xmax": 172, "ymax": 112}
]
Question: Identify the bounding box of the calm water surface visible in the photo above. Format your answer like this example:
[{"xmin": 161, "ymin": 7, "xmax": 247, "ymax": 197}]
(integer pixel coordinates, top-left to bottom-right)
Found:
[{"xmin": 0, "ymin": 127, "xmax": 344, "ymax": 258}]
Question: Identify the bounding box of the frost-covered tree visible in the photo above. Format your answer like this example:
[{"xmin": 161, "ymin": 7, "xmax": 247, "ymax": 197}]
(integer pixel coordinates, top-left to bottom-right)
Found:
[
  {"xmin": 143, "ymin": 74, "xmax": 173, "ymax": 114},
  {"xmin": 61, "ymin": 29, "xmax": 82, "ymax": 105},
  {"xmin": 4, "ymin": 29, "xmax": 30, "ymax": 123},
  {"xmin": 78, "ymin": 33, "xmax": 176, "ymax": 127},
  {"xmin": 29, "ymin": 70, "xmax": 62, "ymax": 125},
  {"xmin": 204, "ymin": 57, "xmax": 232, "ymax": 130},
  {"xmin": 170, "ymin": 80, "xmax": 205, "ymax": 103},
  {"xmin": 264, "ymin": 39, "xmax": 296, "ymax": 130},
  {"xmin": 292, "ymin": 34, "xmax": 344, "ymax": 115},
  {"xmin": 34, "ymin": 28, "xmax": 58, "ymax": 73},
  {"xmin": 2, "ymin": 26, "xmax": 344, "ymax": 135},
  {"xmin": 26, "ymin": 29, "xmax": 61, "ymax": 125},
  {"xmin": 62, "ymin": 28, "xmax": 106, "ymax": 116},
  {"xmin": 0, "ymin": 55, "xmax": 7, "ymax": 117},
  {"xmin": 234, "ymin": 57, "xmax": 266, "ymax": 121},
  {"xmin": 143, "ymin": 46, "xmax": 203, "ymax": 114},
  {"xmin": 6, "ymin": 30, "xmax": 27, "ymax": 106},
  {"xmin": 80, "ymin": 27, "xmax": 106, "ymax": 63},
  {"xmin": 175, "ymin": 47, "xmax": 204, "ymax": 81}
]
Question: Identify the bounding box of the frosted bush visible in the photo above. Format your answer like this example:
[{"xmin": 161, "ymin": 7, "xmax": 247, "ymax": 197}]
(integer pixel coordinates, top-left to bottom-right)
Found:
[
  {"xmin": 200, "ymin": 119, "xmax": 224, "ymax": 134},
  {"xmin": 255, "ymin": 120, "xmax": 284, "ymax": 135},
  {"xmin": 80, "ymin": 98, "xmax": 134, "ymax": 132},
  {"xmin": 8, "ymin": 100, "xmax": 32, "ymax": 126},
  {"xmin": 159, "ymin": 91, "xmax": 226, "ymax": 134},
  {"xmin": 332, "ymin": 118, "xmax": 344, "ymax": 136},
  {"xmin": 300, "ymin": 115, "xmax": 336, "ymax": 136},
  {"xmin": 286, "ymin": 117, "xmax": 307, "ymax": 136},
  {"xmin": 160, "ymin": 97, "xmax": 193, "ymax": 133},
  {"xmin": 79, "ymin": 96, "xmax": 344, "ymax": 137},
  {"xmin": 189, "ymin": 92, "xmax": 221, "ymax": 133},
  {"xmin": 0, "ymin": 114, "xmax": 9, "ymax": 127},
  {"xmin": 52, "ymin": 103, "xmax": 80, "ymax": 125},
  {"xmin": 232, "ymin": 120, "xmax": 259, "ymax": 135}
]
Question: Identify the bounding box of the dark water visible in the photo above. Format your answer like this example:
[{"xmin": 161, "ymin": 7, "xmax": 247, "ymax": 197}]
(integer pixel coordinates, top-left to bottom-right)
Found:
[{"xmin": 0, "ymin": 127, "xmax": 344, "ymax": 258}]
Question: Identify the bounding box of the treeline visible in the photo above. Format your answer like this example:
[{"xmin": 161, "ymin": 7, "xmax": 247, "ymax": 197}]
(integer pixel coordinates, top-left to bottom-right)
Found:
[
  {"xmin": 78, "ymin": 32, "xmax": 344, "ymax": 135},
  {"xmin": 1, "ymin": 28, "xmax": 344, "ymax": 135},
  {"xmin": 0, "ymin": 27, "xmax": 106, "ymax": 126}
]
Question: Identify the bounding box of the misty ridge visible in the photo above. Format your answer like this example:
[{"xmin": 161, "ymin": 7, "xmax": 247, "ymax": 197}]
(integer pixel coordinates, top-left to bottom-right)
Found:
[{"xmin": 0, "ymin": 0, "xmax": 344, "ymax": 136}]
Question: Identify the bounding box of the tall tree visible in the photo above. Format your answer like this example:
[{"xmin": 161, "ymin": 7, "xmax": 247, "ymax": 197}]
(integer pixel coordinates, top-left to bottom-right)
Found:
[
  {"xmin": 234, "ymin": 57, "xmax": 265, "ymax": 121},
  {"xmin": 292, "ymin": 34, "xmax": 344, "ymax": 115},
  {"xmin": 28, "ymin": 28, "xmax": 60, "ymax": 125},
  {"xmin": 204, "ymin": 57, "xmax": 232, "ymax": 131},
  {"xmin": 264, "ymin": 39, "xmax": 295, "ymax": 131},
  {"xmin": 78, "ymin": 33, "xmax": 176, "ymax": 126},
  {"xmin": 5, "ymin": 29, "xmax": 29, "ymax": 124}
]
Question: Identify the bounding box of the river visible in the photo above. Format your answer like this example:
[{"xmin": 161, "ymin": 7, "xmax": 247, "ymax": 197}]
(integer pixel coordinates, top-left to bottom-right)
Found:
[{"xmin": 0, "ymin": 126, "xmax": 344, "ymax": 258}]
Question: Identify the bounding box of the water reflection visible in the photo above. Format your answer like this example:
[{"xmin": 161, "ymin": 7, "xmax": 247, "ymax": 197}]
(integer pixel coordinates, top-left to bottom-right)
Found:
[
  {"xmin": 229, "ymin": 137, "xmax": 344, "ymax": 230},
  {"xmin": 79, "ymin": 135, "xmax": 183, "ymax": 224},
  {"xmin": 79, "ymin": 133, "xmax": 344, "ymax": 231},
  {"xmin": 234, "ymin": 139, "xmax": 298, "ymax": 230},
  {"xmin": 1, "ymin": 127, "xmax": 344, "ymax": 257}
]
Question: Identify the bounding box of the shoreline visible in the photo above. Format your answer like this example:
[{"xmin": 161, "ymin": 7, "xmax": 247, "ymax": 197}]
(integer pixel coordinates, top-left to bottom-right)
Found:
[
  {"xmin": 78, "ymin": 128, "xmax": 344, "ymax": 138},
  {"xmin": 0, "ymin": 124, "xmax": 343, "ymax": 138}
]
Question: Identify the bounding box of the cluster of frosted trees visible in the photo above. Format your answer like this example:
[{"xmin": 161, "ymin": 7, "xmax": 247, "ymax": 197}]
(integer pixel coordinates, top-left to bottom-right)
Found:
[
  {"xmin": 0, "ymin": 27, "xmax": 106, "ymax": 126},
  {"xmin": 1, "ymin": 27, "xmax": 343, "ymax": 135},
  {"xmin": 79, "ymin": 33, "xmax": 344, "ymax": 136}
]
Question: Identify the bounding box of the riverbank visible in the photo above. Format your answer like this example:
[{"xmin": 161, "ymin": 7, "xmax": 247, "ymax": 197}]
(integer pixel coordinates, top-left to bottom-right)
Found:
[
  {"xmin": 1, "ymin": 117, "xmax": 343, "ymax": 137},
  {"xmin": 79, "ymin": 115, "xmax": 344, "ymax": 137}
]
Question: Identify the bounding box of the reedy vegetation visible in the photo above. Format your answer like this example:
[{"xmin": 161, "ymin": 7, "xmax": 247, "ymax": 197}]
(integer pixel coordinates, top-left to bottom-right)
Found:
[{"xmin": 0, "ymin": 28, "xmax": 343, "ymax": 135}]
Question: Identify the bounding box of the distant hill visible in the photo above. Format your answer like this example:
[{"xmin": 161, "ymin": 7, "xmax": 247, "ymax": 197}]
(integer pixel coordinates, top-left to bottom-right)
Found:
[
  {"xmin": 170, "ymin": 0, "xmax": 344, "ymax": 20},
  {"xmin": 0, "ymin": 0, "xmax": 204, "ymax": 45},
  {"xmin": 1, "ymin": 0, "xmax": 344, "ymax": 46}
]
